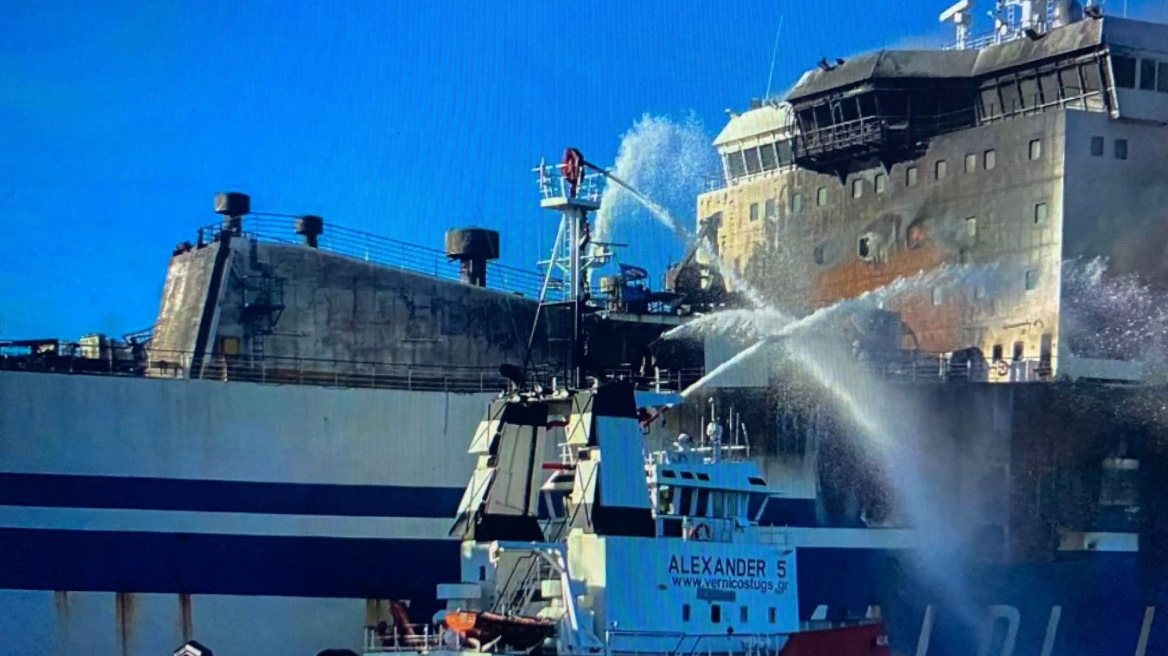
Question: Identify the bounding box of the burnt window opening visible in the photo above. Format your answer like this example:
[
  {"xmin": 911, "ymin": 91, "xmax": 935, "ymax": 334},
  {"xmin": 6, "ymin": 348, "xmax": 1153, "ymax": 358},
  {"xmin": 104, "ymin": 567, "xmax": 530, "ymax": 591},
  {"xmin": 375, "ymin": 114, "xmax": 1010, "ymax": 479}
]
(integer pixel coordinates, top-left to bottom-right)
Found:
[
  {"xmin": 1112, "ymin": 56, "xmax": 1137, "ymax": 89},
  {"xmin": 765, "ymin": 198, "xmax": 775, "ymax": 219},
  {"xmin": 906, "ymin": 224, "xmax": 925, "ymax": 249},
  {"xmin": 935, "ymin": 159, "xmax": 948, "ymax": 180},
  {"xmin": 791, "ymin": 192, "xmax": 804, "ymax": 215},
  {"xmin": 984, "ymin": 149, "xmax": 996, "ymax": 170},
  {"xmin": 1139, "ymin": 59, "xmax": 1158, "ymax": 91},
  {"xmin": 858, "ymin": 236, "xmax": 872, "ymax": 260},
  {"xmin": 1034, "ymin": 203, "xmax": 1048, "ymax": 225},
  {"xmin": 906, "ymin": 166, "xmax": 919, "ymax": 187},
  {"xmin": 1115, "ymin": 139, "xmax": 1128, "ymax": 160},
  {"xmin": 817, "ymin": 187, "xmax": 827, "ymax": 206},
  {"xmin": 992, "ymin": 344, "xmax": 1003, "ymax": 361},
  {"xmin": 852, "ymin": 178, "xmax": 863, "ymax": 199},
  {"xmin": 965, "ymin": 153, "xmax": 977, "ymax": 173},
  {"xmin": 875, "ymin": 173, "xmax": 886, "ymax": 194},
  {"xmin": 966, "ymin": 217, "xmax": 977, "ymax": 239},
  {"xmin": 1013, "ymin": 341, "xmax": 1024, "ymax": 361},
  {"xmin": 1091, "ymin": 136, "xmax": 1104, "ymax": 156},
  {"xmin": 750, "ymin": 202, "xmax": 759, "ymax": 221},
  {"xmin": 813, "ymin": 244, "xmax": 826, "ymax": 265},
  {"xmin": 1029, "ymin": 139, "xmax": 1043, "ymax": 161}
]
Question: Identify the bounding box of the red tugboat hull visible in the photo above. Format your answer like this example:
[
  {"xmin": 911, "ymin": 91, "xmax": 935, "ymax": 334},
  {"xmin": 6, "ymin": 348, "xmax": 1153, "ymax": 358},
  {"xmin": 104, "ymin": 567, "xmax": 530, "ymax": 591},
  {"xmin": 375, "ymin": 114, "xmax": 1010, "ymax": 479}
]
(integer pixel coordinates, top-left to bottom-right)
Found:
[{"xmin": 780, "ymin": 622, "xmax": 891, "ymax": 656}]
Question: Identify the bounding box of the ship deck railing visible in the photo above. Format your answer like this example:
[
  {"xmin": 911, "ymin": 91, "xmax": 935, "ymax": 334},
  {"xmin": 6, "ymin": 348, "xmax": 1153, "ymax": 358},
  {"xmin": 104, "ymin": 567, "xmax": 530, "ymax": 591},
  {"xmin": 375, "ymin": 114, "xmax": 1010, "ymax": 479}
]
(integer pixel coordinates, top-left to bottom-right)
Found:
[
  {"xmin": 363, "ymin": 624, "xmax": 447, "ymax": 653},
  {"xmin": 197, "ymin": 215, "xmax": 547, "ymax": 299},
  {"xmin": 149, "ymin": 349, "xmax": 513, "ymax": 393}
]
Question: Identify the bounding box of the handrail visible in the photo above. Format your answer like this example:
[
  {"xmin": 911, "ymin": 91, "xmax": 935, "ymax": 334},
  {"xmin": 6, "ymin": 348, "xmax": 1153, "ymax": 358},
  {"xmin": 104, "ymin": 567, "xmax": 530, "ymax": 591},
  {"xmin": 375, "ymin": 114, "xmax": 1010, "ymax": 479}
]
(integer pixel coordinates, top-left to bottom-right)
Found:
[{"xmin": 196, "ymin": 216, "xmax": 546, "ymax": 299}]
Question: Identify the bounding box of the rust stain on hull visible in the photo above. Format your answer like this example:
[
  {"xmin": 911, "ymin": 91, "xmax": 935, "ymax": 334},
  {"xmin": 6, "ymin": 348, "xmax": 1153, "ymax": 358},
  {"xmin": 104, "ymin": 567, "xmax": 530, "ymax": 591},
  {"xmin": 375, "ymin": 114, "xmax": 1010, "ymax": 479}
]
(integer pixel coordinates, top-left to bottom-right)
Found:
[
  {"xmin": 180, "ymin": 593, "xmax": 193, "ymax": 643},
  {"xmin": 115, "ymin": 591, "xmax": 135, "ymax": 656}
]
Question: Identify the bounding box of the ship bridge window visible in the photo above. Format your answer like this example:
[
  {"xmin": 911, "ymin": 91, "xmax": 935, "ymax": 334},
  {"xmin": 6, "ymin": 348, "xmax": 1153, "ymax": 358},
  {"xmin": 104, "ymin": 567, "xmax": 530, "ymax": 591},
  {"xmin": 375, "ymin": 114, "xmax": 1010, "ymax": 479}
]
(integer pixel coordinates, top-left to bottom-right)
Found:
[
  {"xmin": 1112, "ymin": 56, "xmax": 1137, "ymax": 89},
  {"xmin": 661, "ymin": 470, "xmax": 676, "ymax": 478},
  {"xmin": 760, "ymin": 143, "xmax": 778, "ymax": 170},
  {"xmin": 679, "ymin": 487, "xmax": 694, "ymax": 514},
  {"xmin": 726, "ymin": 151, "xmax": 746, "ymax": 180},
  {"xmin": 696, "ymin": 489, "xmax": 710, "ymax": 516},
  {"xmin": 747, "ymin": 493, "xmax": 767, "ymax": 521},
  {"xmin": 680, "ymin": 471, "xmax": 695, "ymax": 480},
  {"xmin": 1139, "ymin": 59, "xmax": 1157, "ymax": 91},
  {"xmin": 695, "ymin": 472, "xmax": 710, "ymax": 481},
  {"xmin": 712, "ymin": 491, "xmax": 726, "ymax": 517},
  {"xmin": 744, "ymin": 148, "xmax": 763, "ymax": 175}
]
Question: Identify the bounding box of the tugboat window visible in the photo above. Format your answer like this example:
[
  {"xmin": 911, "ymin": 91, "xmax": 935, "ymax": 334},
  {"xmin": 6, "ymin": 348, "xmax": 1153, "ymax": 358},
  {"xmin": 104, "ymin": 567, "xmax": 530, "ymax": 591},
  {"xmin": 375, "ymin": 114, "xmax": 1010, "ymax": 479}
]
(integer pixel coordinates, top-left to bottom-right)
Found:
[
  {"xmin": 682, "ymin": 604, "xmax": 691, "ymax": 622},
  {"xmin": 696, "ymin": 489, "xmax": 710, "ymax": 516},
  {"xmin": 857, "ymin": 236, "xmax": 871, "ymax": 259},
  {"xmin": 1091, "ymin": 136, "xmax": 1104, "ymax": 156},
  {"xmin": 769, "ymin": 607, "xmax": 777, "ymax": 624},
  {"xmin": 1139, "ymin": 59, "xmax": 1157, "ymax": 91},
  {"xmin": 791, "ymin": 192, "xmax": 803, "ymax": 214},
  {"xmin": 1112, "ymin": 56, "xmax": 1137, "ymax": 88},
  {"xmin": 765, "ymin": 198, "xmax": 775, "ymax": 219},
  {"xmin": 740, "ymin": 606, "xmax": 749, "ymax": 622},
  {"xmin": 1160, "ymin": 62, "xmax": 1168, "ymax": 93},
  {"xmin": 992, "ymin": 344, "xmax": 1003, "ymax": 361},
  {"xmin": 711, "ymin": 605, "xmax": 722, "ymax": 624}
]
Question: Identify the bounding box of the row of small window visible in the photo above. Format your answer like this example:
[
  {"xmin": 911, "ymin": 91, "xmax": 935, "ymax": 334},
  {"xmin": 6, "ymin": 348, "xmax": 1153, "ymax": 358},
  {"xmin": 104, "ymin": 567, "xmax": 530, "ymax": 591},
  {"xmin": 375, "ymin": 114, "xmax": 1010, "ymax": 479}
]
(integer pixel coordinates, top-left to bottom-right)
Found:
[
  {"xmin": 961, "ymin": 203, "xmax": 1049, "ymax": 237},
  {"xmin": 681, "ymin": 603, "xmax": 779, "ymax": 624},
  {"xmin": 724, "ymin": 140, "xmax": 796, "ymax": 180},
  {"xmin": 931, "ymin": 270, "xmax": 1039, "ymax": 307},
  {"xmin": 1089, "ymin": 135, "xmax": 1129, "ymax": 160},
  {"xmin": 1112, "ymin": 56, "xmax": 1168, "ymax": 94}
]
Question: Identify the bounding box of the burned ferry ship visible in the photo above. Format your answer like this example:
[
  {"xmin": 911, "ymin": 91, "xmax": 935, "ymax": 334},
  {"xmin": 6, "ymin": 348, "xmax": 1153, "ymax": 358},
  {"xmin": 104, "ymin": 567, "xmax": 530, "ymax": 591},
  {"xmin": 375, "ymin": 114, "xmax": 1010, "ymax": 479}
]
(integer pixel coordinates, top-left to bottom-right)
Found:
[{"xmin": 3, "ymin": 1, "xmax": 1168, "ymax": 654}]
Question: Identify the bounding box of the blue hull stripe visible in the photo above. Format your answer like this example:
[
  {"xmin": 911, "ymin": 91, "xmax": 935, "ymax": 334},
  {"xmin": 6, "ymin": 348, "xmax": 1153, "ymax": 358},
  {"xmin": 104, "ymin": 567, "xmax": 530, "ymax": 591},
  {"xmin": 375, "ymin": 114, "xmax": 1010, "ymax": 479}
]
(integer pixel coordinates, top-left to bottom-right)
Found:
[
  {"xmin": 0, "ymin": 527, "xmax": 459, "ymax": 603},
  {"xmin": 0, "ymin": 527, "xmax": 1163, "ymax": 654},
  {"xmin": 0, "ymin": 473, "xmax": 465, "ymax": 518}
]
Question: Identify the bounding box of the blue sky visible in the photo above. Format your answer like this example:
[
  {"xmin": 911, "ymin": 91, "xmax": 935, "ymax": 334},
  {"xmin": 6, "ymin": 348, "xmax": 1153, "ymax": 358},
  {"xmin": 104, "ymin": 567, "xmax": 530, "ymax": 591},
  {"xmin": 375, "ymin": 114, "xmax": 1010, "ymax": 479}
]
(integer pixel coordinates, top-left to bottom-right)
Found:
[{"xmin": 1, "ymin": 0, "xmax": 1162, "ymax": 339}]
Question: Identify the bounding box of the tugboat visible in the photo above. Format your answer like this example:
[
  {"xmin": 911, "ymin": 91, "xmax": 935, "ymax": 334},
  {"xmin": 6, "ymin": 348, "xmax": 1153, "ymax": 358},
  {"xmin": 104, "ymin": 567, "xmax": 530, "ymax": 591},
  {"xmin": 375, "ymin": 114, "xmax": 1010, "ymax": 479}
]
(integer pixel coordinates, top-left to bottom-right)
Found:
[{"xmin": 358, "ymin": 379, "xmax": 890, "ymax": 656}]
